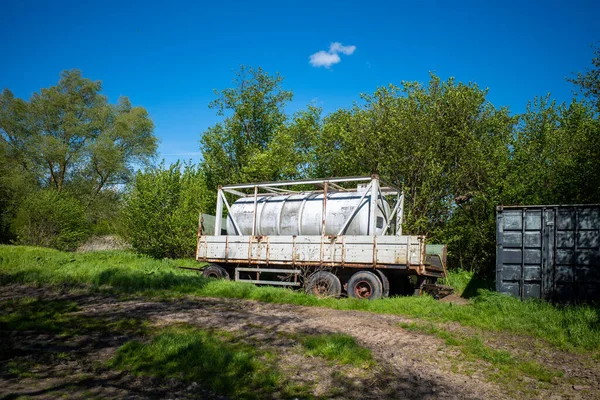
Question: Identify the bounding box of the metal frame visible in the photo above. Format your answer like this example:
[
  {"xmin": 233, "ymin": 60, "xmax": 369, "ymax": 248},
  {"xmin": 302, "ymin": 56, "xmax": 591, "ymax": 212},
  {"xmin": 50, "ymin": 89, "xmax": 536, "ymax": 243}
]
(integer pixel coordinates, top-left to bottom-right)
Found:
[
  {"xmin": 235, "ymin": 267, "xmax": 302, "ymax": 286},
  {"xmin": 213, "ymin": 175, "xmax": 405, "ymax": 237}
]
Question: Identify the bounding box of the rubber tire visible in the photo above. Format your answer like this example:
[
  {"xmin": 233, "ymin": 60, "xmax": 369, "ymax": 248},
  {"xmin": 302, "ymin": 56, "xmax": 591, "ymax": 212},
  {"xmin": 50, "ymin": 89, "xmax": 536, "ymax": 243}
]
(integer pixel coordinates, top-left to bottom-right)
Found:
[
  {"xmin": 347, "ymin": 271, "xmax": 384, "ymax": 300},
  {"xmin": 306, "ymin": 271, "xmax": 342, "ymax": 298},
  {"xmin": 202, "ymin": 264, "xmax": 230, "ymax": 279},
  {"xmin": 375, "ymin": 270, "xmax": 390, "ymax": 298}
]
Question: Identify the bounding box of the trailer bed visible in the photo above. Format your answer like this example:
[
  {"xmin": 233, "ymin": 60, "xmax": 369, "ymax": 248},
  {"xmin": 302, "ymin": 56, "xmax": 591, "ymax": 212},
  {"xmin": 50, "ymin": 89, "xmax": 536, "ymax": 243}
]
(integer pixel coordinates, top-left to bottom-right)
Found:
[{"xmin": 197, "ymin": 234, "xmax": 445, "ymax": 278}]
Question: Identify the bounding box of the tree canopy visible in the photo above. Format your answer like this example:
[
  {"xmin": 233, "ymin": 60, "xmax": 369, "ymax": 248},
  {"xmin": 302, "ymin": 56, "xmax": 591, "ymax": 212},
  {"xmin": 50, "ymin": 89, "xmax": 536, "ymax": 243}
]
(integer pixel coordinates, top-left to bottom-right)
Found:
[
  {"xmin": 0, "ymin": 69, "xmax": 158, "ymax": 244},
  {"xmin": 0, "ymin": 70, "xmax": 157, "ymax": 194},
  {"xmin": 568, "ymin": 44, "xmax": 600, "ymax": 110},
  {"xmin": 200, "ymin": 66, "xmax": 294, "ymax": 189}
]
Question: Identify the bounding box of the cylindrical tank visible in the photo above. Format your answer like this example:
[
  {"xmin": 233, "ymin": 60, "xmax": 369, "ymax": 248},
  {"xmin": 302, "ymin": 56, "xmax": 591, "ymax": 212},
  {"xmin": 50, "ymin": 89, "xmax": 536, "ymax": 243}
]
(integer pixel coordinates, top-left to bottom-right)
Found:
[{"xmin": 227, "ymin": 192, "xmax": 390, "ymax": 236}]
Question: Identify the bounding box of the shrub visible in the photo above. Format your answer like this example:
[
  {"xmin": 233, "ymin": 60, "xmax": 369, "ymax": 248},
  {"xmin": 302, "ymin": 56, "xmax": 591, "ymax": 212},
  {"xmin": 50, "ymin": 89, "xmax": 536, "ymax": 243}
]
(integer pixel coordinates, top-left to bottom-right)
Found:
[
  {"xmin": 122, "ymin": 161, "xmax": 212, "ymax": 259},
  {"xmin": 13, "ymin": 190, "xmax": 89, "ymax": 251}
]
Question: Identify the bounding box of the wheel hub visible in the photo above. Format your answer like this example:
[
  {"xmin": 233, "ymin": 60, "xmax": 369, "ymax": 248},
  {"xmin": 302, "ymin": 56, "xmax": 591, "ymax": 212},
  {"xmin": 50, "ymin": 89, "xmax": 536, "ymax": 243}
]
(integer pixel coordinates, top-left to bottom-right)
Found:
[
  {"xmin": 313, "ymin": 279, "xmax": 331, "ymax": 296},
  {"xmin": 354, "ymin": 280, "xmax": 373, "ymax": 299}
]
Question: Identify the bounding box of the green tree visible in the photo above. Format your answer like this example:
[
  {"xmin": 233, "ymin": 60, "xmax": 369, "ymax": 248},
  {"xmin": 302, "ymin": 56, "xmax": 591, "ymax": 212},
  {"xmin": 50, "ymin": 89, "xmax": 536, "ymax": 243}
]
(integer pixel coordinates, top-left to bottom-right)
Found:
[
  {"xmin": 313, "ymin": 74, "xmax": 514, "ymax": 273},
  {"xmin": 316, "ymin": 76, "xmax": 512, "ymax": 226},
  {"xmin": 0, "ymin": 142, "xmax": 37, "ymax": 242},
  {"xmin": 0, "ymin": 70, "xmax": 157, "ymax": 194},
  {"xmin": 200, "ymin": 66, "xmax": 293, "ymax": 189},
  {"xmin": 564, "ymin": 44, "xmax": 600, "ymax": 202},
  {"xmin": 240, "ymin": 105, "xmax": 321, "ymax": 181},
  {"xmin": 0, "ymin": 70, "xmax": 158, "ymax": 243},
  {"xmin": 504, "ymin": 96, "xmax": 563, "ymax": 205},
  {"xmin": 568, "ymin": 44, "xmax": 600, "ymax": 109},
  {"xmin": 506, "ymin": 96, "xmax": 600, "ymax": 206}
]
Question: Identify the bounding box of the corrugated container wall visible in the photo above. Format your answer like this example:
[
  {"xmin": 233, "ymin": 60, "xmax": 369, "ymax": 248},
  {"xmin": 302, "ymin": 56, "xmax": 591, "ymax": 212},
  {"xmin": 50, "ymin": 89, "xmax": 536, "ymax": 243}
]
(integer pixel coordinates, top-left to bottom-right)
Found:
[{"xmin": 496, "ymin": 205, "xmax": 600, "ymax": 303}]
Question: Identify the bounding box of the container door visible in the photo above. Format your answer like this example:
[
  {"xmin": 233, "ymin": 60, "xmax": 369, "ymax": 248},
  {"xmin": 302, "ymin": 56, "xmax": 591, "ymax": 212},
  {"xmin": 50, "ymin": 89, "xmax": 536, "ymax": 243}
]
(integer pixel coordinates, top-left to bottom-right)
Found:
[
  {"xmin": 522, "ymin": 209, "xmax": 543, "ymax": 299},
  {"xmin": 542, "ymin": 208, "xmax": 555, "ymax": 301},
  {"xmin": 496, "ymin": 207, "xmax": 543, "ymax": 300},
  {"xmin": 554, "ymin": 207, "xmax": 600, "ymax": 302},
  {"xmin": 496, "ymin": 208, "xmax": 524, "ymax": 298},
  {"xmin": 575, "ymin": 208, "xmax": 600, "ymax": 302}
]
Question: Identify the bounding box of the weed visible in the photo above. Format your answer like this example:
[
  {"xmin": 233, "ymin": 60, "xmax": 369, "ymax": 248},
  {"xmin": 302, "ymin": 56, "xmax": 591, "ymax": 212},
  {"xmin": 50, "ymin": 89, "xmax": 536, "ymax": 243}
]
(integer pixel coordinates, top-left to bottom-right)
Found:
[
  {"xmin": 284, "ymin": 382, "xmax": 316, "ymax": 398},
  {"xmin": 300, "ymin": 333, "xmax": 375, "ymax": 368},
  {"xmin": 0, "ymin": 298, "xmax": 79, "ymax": 332},
  {"xmin": 6, "ymin": 359, "xmax": 39, "ymax": 378}
]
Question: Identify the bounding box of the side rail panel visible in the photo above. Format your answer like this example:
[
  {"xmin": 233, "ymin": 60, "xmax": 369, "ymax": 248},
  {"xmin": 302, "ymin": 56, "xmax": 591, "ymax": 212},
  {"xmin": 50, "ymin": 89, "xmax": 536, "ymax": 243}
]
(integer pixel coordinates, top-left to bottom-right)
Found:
[{"xmin": 197, "ymin": 235, "xmax": 425, "ymax": 269}]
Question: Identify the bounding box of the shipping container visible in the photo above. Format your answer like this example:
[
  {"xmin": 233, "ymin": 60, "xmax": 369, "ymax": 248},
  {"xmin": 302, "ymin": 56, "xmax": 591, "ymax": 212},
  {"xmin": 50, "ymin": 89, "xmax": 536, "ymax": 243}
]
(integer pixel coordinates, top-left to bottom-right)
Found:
[{"xmin": 496, "ymin": 205, "xmax": 600, "ymax": 303}]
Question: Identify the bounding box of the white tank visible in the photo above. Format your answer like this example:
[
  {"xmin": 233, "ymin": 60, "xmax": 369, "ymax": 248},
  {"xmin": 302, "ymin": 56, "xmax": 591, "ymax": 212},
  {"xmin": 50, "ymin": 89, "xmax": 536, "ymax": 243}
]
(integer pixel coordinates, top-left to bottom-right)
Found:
[{"xmin": 226, "ymin": 192, "xmax": 390, "ymax": 236}]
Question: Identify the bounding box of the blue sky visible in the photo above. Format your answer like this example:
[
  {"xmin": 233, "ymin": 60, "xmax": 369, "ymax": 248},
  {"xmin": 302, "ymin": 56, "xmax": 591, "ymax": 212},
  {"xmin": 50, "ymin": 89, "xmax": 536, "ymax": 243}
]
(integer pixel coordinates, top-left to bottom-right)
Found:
[{"xmin": 1, "ymin": 0, "xmax": 599, "ymax": 165}]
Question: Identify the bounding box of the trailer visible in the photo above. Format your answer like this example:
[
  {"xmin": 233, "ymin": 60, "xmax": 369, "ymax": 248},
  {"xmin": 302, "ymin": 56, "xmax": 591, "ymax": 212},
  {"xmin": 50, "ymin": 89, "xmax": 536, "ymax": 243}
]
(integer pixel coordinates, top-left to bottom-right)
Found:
[{"xmin": 196, "ymin": 175, "xmax": 449, "ymax": 300}]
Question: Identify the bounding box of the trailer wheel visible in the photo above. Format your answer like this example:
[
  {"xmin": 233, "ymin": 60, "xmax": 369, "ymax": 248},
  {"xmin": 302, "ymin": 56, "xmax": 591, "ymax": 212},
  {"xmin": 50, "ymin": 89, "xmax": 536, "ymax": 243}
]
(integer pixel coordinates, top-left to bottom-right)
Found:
[
  {"xmin": 375, "ymin": 270, "xmax": 390, "ymax": 298},
  {"xmin": 306, "ymin": 271, "xmax": 342, "ymax": 298},
  {"xmin": 202, "ymin": 264, "xmax": 230, "ymax": 279},
  {"xmin": 347, "ymin": 271, "xmax": 383, "ymax": 300}
]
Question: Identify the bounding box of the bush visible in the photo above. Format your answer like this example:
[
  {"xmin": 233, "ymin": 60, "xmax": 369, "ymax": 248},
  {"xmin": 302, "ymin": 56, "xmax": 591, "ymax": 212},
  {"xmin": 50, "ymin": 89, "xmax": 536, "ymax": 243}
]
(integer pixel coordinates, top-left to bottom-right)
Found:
[
  {"xmin": 122, "ymin": 161, "xmax": 212, "ymax": 259},
  {"xmin": 13, "ymin": 190, "xmax": 89, "ymax": 251}
]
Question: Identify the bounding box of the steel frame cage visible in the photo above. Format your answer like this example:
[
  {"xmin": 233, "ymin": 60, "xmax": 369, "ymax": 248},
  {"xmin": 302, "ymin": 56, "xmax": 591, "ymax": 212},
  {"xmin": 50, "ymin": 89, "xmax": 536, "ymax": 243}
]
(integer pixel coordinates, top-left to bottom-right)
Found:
[{"xmin": 209, "ymin": 174, "xmax": 405, "ymax": 237}]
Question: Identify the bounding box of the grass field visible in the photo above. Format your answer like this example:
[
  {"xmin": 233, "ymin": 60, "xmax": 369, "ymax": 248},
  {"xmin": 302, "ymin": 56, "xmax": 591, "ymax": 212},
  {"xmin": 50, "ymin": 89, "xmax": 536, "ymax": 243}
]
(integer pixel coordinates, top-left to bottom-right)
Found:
[{"xmin": 1, "ymin": 245, "xmax": 599, "ymax": 353}]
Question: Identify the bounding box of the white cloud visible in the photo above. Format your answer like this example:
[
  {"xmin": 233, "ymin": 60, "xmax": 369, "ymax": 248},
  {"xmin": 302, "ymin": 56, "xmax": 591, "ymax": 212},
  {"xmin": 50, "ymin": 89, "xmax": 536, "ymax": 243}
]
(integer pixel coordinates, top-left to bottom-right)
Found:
[
  {"xmin": 309, "ymin": 51, "xmax": 341, "ymax": 68},
  {"xmin": 309, "ymin": 42, "xmax": 356, "ymax": 68},
  {"xmin": 329, "ymin": 42, "xmax": 356, "ymax": 55}
]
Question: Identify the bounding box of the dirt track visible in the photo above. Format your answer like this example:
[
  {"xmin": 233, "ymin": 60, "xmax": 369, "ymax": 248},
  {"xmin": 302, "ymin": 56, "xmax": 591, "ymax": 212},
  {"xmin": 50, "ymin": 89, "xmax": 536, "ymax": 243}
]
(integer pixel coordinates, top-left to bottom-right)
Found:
[{"xmin": 1, "ymin": 285, "xmax": 598, "ymax": 399}]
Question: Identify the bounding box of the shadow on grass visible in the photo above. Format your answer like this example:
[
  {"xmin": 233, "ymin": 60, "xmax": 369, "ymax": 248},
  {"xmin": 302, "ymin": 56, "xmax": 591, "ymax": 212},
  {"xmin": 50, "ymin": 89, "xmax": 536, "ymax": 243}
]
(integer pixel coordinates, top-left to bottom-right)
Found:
[
  {"xmin": 442, "ymin": 268, "xmax": 494, "ymax": 299},
  {"xmin": 109, "ymin": 326, "xmax": 281, "ymax": 400},
  {"xmin": 462, "ymin": 275, "xmax": 494, "ymax": 299},
  {"xmin": 94, "ymin": 268, "xmax": 209, "ymax": 292},
  {"xmin": 0, "ymin": 297, "xmax": 79, "ymax": 335}
]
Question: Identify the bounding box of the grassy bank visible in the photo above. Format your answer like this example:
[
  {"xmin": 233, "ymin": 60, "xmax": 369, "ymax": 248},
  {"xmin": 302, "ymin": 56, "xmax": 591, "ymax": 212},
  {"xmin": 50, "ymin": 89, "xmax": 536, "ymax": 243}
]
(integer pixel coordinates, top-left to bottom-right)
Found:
[{"xmin": 1, "ymin": 245, "xmax": 599, "ymax": 352}]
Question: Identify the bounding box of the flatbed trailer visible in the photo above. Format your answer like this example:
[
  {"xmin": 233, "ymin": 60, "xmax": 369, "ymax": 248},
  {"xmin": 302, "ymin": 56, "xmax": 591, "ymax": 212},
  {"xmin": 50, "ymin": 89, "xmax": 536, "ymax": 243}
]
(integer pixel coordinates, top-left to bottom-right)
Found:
[{"xmin": 196, "ymin": 175, "xmax": 449, "ymax": 299}]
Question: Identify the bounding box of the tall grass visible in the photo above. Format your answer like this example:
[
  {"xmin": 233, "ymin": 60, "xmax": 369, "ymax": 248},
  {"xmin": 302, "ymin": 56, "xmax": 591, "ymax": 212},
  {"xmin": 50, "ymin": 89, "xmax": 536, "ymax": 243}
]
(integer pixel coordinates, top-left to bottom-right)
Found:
[
  {"xmin": 1, "ymin": 245, "xmax": 599, "ymax": 352},
  {"xmin": 440, "ymin": 268, "xmax": 493, "ymax": 297}
]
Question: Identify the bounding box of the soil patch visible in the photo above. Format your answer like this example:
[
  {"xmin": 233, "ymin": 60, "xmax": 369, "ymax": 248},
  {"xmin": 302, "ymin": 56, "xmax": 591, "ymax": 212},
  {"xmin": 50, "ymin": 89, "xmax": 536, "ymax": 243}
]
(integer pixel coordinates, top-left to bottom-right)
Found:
[{"xmin": 1, "ymin": 285, "xmax": 598, "ymax": 399}]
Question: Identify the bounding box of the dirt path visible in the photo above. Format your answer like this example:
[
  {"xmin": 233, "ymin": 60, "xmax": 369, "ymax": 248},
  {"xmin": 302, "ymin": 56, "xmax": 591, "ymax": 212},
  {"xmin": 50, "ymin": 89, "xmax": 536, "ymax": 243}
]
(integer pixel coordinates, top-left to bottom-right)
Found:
[{"xmin": 1, "ymin": 285, "xmax": 597, "ymax": 399}]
